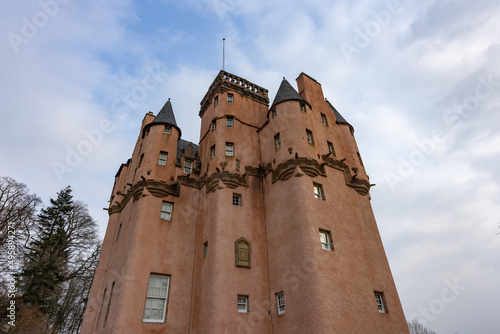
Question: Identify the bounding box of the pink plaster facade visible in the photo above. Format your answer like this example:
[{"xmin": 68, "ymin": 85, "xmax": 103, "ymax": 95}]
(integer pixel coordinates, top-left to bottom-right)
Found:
[{"xmin": 80, "ymin": 71, "xmax": 409, "ymax": 333}]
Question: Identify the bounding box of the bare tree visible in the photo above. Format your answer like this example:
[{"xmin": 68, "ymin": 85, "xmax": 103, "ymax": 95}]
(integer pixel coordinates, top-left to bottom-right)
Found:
[
  {"xmin": 0, "ymin": 176, "xmax": 41, "ymax": 274},
  {"xmin": 408, "ymin": 319, "xmax": 438, "ymax": 334}
]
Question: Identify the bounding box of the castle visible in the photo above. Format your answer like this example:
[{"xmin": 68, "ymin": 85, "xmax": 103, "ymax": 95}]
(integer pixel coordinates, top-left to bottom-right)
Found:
[{"xmin": 80, "ymin": 71, "xmax": 409, "ymax": 333}]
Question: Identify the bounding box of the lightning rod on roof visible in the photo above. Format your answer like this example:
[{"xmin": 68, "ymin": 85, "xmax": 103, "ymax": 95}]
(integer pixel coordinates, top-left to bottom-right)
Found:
[{"xmin": 223, "ymin": 38, "xmax": 225, "ymax": 71}]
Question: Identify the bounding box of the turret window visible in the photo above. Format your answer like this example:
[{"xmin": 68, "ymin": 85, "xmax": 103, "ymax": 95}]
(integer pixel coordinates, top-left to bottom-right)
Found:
[
  {"xmin": 300, "ymin": 103, "xmax": 306, "ymax": 112},
  {"xmin": 232, "ymin": 193, "xmax": 242, "ymax": 206},
  {"xmin": 160, "ymin": 202, "xmax": 173, "ymax": 221},
  {"xmin": 225, "ymin": 142, "xmax": 234, "ymax": 156},
  {"xmin": 214, "ymin": 95, "xmax": 218, "ymax": 106},
  {"xmin": 158, "ymin": 151, "xmax": 168, "ymax": 165},
  {"xmin": 183, "ymin": 159, "xmax": 193, "ymax": 174},
  {"xmin": 319, "ymin": 229, "xmax": 333, "ymax": 250},
  {"xmin": 374, "ymin": 292, "xmax": 387, "ymax": 313},
  {"xmin": 164, "ymin": 125, "xmax": 172, "ymax": 134},
  {"xmin": 210, "ymin": 145, "xmax": 216, "ymax": 159},
  {"xmin": 211, "ymin": 118, "xmax": 217, "ymax": 131},
  {"xmin": 274, "ymin": 133, "xmax": 281, "ymax": 149},
  {"xmin": 313, "ymin": 183, "xmax": 325, "ymax": 200},
  {"xmin": 306, "ymin": 129, "xmax": 315, "ymax": 145},
  {"xmin": 226, "ymin": 116, "xmax": 234, "ymax": 128},
  {"xmin": 327, "ymin": 141, "xmax": 335, "ymax": 156},
  {"xmin": 271, "ymin": 108, "xmax": 277, "ymax": 118},
  {"xmin": 276, "ymin": 292, "xmax": 285, "ymax": 315},
  {"xmin": 227, "ymin": 93, "xmax": 234, "ymax": 103},
  {"xmin": 321, "ymin": 113, "xmax": 328, "ymax": 126}
]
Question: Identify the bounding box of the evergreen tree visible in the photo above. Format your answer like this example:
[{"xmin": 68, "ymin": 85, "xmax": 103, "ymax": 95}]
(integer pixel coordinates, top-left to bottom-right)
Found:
[{"xmin": 18, "ymin": 186, "xmax": 100, "ymax": 333}]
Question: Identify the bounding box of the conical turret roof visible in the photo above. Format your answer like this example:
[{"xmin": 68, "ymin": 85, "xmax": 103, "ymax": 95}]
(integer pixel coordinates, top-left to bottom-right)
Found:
[
  {"xmin": 325, "ymin": 99, "xmax": 354, "ymax": 133},
  {"xmin": 142, "ymin": 99, "xmax": 182, "ymax": 139},
  {"xmin": 270, "ymin": 78, "xmax": 311, "ymax": 110}
]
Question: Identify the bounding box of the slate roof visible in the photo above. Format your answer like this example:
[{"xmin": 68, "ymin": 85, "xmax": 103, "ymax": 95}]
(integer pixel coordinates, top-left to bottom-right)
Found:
[
  {"xmin": 142, "ymin": 99, "xmax": 182, "ymax": 139},
  {"xmin": 325, "ymin": 99, "xmax": 354, "ymax": 133},
  {"xmin": 270, "ymin": 78, "xmax": 311, "ymax": 109},
  {"xmin": 176, "ymin": 139, "xmax": 201, "ymax": 169}
]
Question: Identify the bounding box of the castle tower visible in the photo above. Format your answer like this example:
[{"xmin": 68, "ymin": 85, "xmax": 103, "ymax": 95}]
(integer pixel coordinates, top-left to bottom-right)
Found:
[{"xmin": 81, "ymin": 71, "xmax": 408, "ymax": 334}]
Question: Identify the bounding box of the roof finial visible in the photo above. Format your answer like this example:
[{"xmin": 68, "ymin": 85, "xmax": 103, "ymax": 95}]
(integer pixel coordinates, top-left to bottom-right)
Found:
[{"xmin": 168, "ymin": 98, "xmax": 171, "ymax": 101}]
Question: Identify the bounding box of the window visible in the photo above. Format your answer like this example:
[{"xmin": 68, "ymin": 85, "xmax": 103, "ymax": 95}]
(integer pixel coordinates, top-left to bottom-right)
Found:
[
  {"xmin": 238, "ymin": 296, "xmax": 248, "ymax": 313},
  {"xmin": 211, "ymin": 118, "xmax": 217, "ymax": 131},
  {"xmin": 276, "ymin": 292, "xmax": 285, "ymax": 315},
  {"xmin": 321, "ymin": 113, "xmax": 328, "ymax": 126},
  {"xmin": 319, "ymin": 229, "xmax": 333, "ymax": 251},
  {"xmin": 313, "ymin": 183, "xmax": 324, "ymax": 200},
  {"xmin": 138, "ymin": 153, "xmax": 144, "ymax": 168},
  {"xmin": 203, "ymin": 241, "xmax": 208, "ymax": 258},
  {"xmin": 183, "ymin": 159, "xmax": 193, "ymax": 174},
  {"xmin": 143, "ymin": 275, "xmax": 170, "ymax": 323},
  {"xmin": 161, "ymin": 202, "xmax": 173, "ymax": 221},
  {"xmin": 214, "ymin": 96, "xmax": 218, "ymax": 106},
  {"xmin": 274, "ymin": 133, "xmax": 281, "ymax": 149},
  {"xmin": 306, "ymin": 129, "xmax": 314, "ymax": 144},
  {"xmin": 158, "ymin": 151, "xmax": 168, "ymax": 165},
  {"xmin": 232, "ymin": 193, "xmax": 242, "ymax": 206},
  {"xmin": 164, "ymin": 125, "xmax": 172, "ymax": 134},
  {"xmin": 211, "ymin": 145, "xmax": 216, "ymax": 159},
  {"xmin": 226, "ymin": 142, "xmax": 234, "ymax": 157},
  {"xmin": 95, "ymin": 288, "xmax": 107, "ymax": 330},
  {"xmin": 226, "ymin": 116, "xmax": 234, "ymax": 128},
  {"xmin": 116, "ymin": 223, "xmax": 122, "ymax": 241},
  {"xmin": 227, "ymin": 93, "xmax": 234, "ymax": 103},
  {"xmin": 327, "ymin": 141, "xmax": 335, "ymax": 156},
  {"xmin": 271, "ymin": 109, "xmax": 277, "ymax": 118},
  {"xmin": 145, "ymin": 128, "xmax": 150, "ymax": 136},
  {"xmin": 235, "ymin": 237, "xmax": 250, "ymax": 267},
  {"xmin": 300, "ymin": 103, "xmax": 306, "ymax": 112},
  {"xmin": 374, "ymin": 292, "xmax": 387, "ymax": 313}
]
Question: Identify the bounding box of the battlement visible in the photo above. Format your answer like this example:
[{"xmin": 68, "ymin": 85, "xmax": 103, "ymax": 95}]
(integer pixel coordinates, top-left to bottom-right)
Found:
[{"xmin": 199, "ymin": 70, "xmax": 269, "ymax": 117}]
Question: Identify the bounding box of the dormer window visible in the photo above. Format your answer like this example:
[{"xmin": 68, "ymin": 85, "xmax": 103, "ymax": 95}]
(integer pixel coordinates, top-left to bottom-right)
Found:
[
  {"xmin": 183, "ymin": 159, "xmax": 193, "ymax": 174},
  {"xmin": 164, "ymin": 125, "xmax": 172, "ymax": 134}
]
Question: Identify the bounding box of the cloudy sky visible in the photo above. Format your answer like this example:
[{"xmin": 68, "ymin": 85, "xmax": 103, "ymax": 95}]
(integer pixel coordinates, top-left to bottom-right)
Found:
[{"xmin": 1, "ymin": 0, "xmax": 499, "ymax": 332}]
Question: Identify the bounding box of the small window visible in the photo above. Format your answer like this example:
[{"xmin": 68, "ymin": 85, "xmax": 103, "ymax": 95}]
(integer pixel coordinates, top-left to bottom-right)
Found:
[
  {"xmin": 232, "ymin": 193, "xmax": 242, "ymax": 206},
  {"xmin": 271, "ymin": 109, "xmax": 277, "ymax": 118},
  {"xmin": 226, "ymin": 116, "xmax": 234, "ymax": 128},
  {"xmin": 103, "ymin": 281, "xmax": 115, "ymax": 327},
  {"xmin": 319, "ymin": 229, "xmax": 333, "ymax": 251},
  {"xmin": 214, "ymin": 96, "xmax": 219, "ymax": 106},
  {"xmin": 321, "ymin": 113, "xmax": 328, "ymax": 126},
  {"xmin": 327, "ymin": 141, "xmax": 335, "ymax": 156},
  {"xmin": 238, "ymin": 295, "xmax": 248, "ymax": 313},
  {"xmin": 313, "ymin": 183, "xmax": 324, "ymax": 200},
  {"xmin": 164, "ymin": 125, "xmax": 172, "ymax": 134},
  {"xmin": 210, "ymin": 145, "xmax": 216, "ymax": 159},
  {"xmin": 138, "ymin": 153, "xmax": 144, "ymax": 168},
  {"xmin": 143, "ymin": 275, "xmax": 170, "ymax": 323},
  {"xmin": 227, "ymin": 93, "xmax": 234, "ymax": 103},
  {"xmin": 306, "ymin": 129, "xmax": 314, "ymax": 145},
  {"xmin": 374, "ymin": 292, "xmax": 387, "ymax": 313},
  {"xmin": 226, "ymin": 142, "xmax": 234, "ymax": 157},
  {"xmin": 161, "ymin": 202, "xmax": 173, "ymax": 221},
  {"xmin": 203, "ymin": 241, "xmax": 208, "ymax": 258},
  {"xmin": 300, "ymin": 103, "xmax": 306, "ymax": 112},
  {"xmin": 211, "ymin": 119, "xmax": 217, "ymax": 131},
  {"xmin": 276, "ymin": 292, "xmax": 285, "ymax": 315},
  {"xmin": 183, "ymin": 160, "xmax": 193, "ymax": 174},
  {"xmin": 145, "ymin": 128, "xmax": 150, "ymax": 136},
  {"xmin": 274, "ymin": 133, "xmax": 281, "ymax": 149},
  {"xmin": 158, "ymin": 151, "xmax": 168, "ymax": 165}
]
